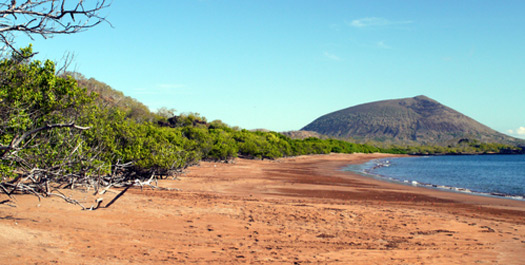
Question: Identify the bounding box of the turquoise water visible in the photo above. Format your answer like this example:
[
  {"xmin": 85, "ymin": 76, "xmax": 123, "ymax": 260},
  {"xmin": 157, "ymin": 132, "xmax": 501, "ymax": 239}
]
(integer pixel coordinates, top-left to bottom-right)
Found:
[{"xmin": 344, "ymin": 154, "xmax": 525, "ymax": 200}]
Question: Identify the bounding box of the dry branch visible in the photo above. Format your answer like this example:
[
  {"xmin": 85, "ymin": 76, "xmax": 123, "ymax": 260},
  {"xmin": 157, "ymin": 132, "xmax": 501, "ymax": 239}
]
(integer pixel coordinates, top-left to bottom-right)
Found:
[
  {"xmin": 0, "ymin": 0, "xmax": 111, "ymax": 52},
  {"xmin": 1, "ymin": 168, "xmax": 181, "ymax": 210},
  {"xmin": 1, "ymin": 122, "xmax": 90, "ymax": 157}
]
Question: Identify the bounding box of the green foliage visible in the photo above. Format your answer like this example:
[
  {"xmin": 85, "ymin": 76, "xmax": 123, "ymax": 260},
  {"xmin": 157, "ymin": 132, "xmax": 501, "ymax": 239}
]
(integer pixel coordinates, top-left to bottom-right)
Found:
[
  {"xmin": 78, "ymin": 106, "xmax": 200, "ymax": 176},
  {"xmin": 155, "ymin": 107, "xmax": 176, "ymax": 121},
  {"xmin": 209, "ymin": 120, "xmax": 234, "ymax": 131},
  {"xmin": 73, "ymin": 73, "xmax": 157, "ymax": 123},
  {"xmin": 208, "ymin": 129, "xmax": 238, "ymax": 161},
  {"xmin": 167, "ymin": 113, "xmax": 208, "ymax": 128},
  {"xmin": 234, "ymin": 130, "xmax": 286, "ymax": 159},
  {"xmin": 0, "ymin": 47, "xmax": 96, "ymax": 180}
]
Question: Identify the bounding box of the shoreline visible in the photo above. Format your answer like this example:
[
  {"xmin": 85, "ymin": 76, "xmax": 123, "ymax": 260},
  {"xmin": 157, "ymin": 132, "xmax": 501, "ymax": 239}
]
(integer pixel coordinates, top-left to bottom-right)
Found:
[
  {"xmin": 344, "ymin": 155, "xmax": 525, "ymax": 202},
  {"xmin": 0, "ymin": 153, "xmax": 524, "ymax": 264},
  {"xmin": 321, "ymin": 153, "xmax": 525, "ymax": 213}
]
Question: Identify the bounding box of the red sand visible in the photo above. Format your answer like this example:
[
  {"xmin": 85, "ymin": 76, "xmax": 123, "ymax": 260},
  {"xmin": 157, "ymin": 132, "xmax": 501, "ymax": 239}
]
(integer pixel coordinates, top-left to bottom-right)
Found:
[{"xmin": 1, "ymin": 153, "xmax": 524, "ymax": 264}]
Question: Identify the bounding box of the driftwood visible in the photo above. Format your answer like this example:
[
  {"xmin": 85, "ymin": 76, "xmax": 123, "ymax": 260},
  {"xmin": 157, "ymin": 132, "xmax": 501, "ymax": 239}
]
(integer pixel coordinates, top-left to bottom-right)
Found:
[
  {"xmin": 0, "ymin": 159, "xmax": 182, "ymax": 210},
  {"xmin": 1, "ymin": 122, "xmax": 182, "ymax": 210},
  {"xmin": 0, "ymin": 174, "xmax": 180, "ymax": 211}
]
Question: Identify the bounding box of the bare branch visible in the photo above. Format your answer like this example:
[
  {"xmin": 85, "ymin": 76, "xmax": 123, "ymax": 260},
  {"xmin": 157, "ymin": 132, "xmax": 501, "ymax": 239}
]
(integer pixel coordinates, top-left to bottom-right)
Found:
[
  {"xmin": 55, "ymin": 50, "xmax": 76, "ymax": 76},
  {"xmin": 48, "ymin": 191, "xmax": 87, "ymax": 210},
  {"xmin": 0, "ymin": 184, "xmax": 14, "ymax": 199},
  {"xmin": 5, "ymin": 122, "xmax": 90, "ymax": 153},
  {"xmin": 0, "ymin": 0, "xmax": 111, "ymax": 50}
]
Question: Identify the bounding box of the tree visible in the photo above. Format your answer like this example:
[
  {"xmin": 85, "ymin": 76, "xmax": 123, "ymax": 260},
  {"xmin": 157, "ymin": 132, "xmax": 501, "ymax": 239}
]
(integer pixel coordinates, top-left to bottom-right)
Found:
[
  {"xmin": 0, "ymin": 47, "xmax": 184, "ymax": 209},
  {"xmin": 0, "ymin": 47, "xmax": 99, "ymax": 206},
  {"xmin": 0, "ymin": 0, "xmax": 110, "ymax": 51},
  {"xmin": 155, "ymin": 107, "xmax": 176, "ymax": 120}
]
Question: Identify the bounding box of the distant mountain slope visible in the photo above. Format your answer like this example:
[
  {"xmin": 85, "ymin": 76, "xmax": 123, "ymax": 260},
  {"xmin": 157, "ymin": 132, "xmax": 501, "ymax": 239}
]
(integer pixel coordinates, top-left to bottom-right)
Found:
[
  {"xmin": 280, "ymin": 130, "xmax": 324, "ymax": 140},
  {"xmin": 302, "ymin": 96, "xmax": 521, "ymax": 145}
]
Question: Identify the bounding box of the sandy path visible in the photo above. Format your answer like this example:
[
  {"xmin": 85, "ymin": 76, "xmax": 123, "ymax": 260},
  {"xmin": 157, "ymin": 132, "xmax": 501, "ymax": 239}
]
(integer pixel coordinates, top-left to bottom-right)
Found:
[{"xmin": 0, "ymin": 153, "xmax": 524, "ymax": 264}]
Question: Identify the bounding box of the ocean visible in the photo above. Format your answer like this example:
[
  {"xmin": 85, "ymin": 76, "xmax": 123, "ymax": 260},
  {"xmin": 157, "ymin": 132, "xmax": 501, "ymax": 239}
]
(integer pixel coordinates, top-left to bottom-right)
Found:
[{"xmin": 344, "ymin": 154, "xmax": 525, "ymax": 201}]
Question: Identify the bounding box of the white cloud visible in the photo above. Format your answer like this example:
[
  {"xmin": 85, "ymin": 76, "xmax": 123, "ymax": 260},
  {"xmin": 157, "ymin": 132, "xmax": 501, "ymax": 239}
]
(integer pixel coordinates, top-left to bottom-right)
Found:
[
  {"xmin": 376, "ymin": 41, "xmax": 392, "ymax": 49},
  {"xmin": 323, "ymin": 51, "xmax": 342, "ymax": 61},
  {"xmin": 507, "ymin": 126, "xmax": 525, "ymax": 137},
  {"xmin": 348, "ymin": 17, "xmax": 412, "ymax": 28}
]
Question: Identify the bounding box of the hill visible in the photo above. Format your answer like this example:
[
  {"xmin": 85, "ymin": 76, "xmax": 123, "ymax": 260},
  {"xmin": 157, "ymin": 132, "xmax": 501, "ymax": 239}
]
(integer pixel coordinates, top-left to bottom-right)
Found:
[
  {"xmin": 280, "ymin": 130, "xmax": 324, "ymax": 140},
  {"xmin": 302, "ymin": 95, "xmax": 523, "ymax": 146}
]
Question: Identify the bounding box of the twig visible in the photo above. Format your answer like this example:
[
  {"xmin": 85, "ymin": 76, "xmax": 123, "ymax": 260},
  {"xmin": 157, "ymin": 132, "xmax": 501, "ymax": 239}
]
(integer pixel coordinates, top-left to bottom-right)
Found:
[{"xmin": 47, "ymin": 191, "xmax": 86, "ymax": 210}]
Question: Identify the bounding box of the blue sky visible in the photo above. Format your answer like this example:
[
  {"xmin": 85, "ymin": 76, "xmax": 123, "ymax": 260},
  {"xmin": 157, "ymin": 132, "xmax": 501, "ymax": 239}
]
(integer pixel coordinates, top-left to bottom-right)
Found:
[{"xmin": 18, "ymin": 0, "xmax": 525, "ymax": 138}]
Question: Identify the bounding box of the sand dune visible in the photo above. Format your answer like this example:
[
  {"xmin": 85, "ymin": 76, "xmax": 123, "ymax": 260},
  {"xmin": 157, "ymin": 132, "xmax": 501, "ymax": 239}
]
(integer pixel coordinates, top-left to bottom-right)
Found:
[{"xmin": 1, "ymin": 153, "xmax": 524, "ymax": 264}]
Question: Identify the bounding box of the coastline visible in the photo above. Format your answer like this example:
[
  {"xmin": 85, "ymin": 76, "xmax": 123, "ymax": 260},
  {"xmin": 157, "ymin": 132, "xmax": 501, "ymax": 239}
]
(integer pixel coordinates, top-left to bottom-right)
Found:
[
  {"xmin": 0, "ymin": 153, "xmax": 524, "ymax": 264},
  {"xmin": 262, "ymin": 153, "xmax": 525, "ymax": 213},
  {"xmin": 344, "ymin": 155, "xmax": 525, "ymax": 202}
]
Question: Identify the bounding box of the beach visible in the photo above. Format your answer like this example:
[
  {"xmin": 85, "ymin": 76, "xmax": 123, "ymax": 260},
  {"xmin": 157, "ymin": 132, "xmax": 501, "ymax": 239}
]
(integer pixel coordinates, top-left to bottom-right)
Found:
[{"xmin": 1, "ymin": 153, "xmax": 524, "ymax": 264}]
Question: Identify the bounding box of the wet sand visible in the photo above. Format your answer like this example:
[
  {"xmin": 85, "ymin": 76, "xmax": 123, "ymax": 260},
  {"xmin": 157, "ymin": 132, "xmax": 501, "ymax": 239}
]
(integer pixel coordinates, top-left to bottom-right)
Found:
[{"xmin": 0, "ymin": 153, "xmax": 524, "ymax": 264}]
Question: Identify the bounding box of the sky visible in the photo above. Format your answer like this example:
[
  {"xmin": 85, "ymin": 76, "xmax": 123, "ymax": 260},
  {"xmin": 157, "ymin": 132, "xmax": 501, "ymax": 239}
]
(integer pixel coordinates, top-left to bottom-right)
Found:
[{"xmin": 16, "ymin": 0, "xmax": 525, "ymax": 138}]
